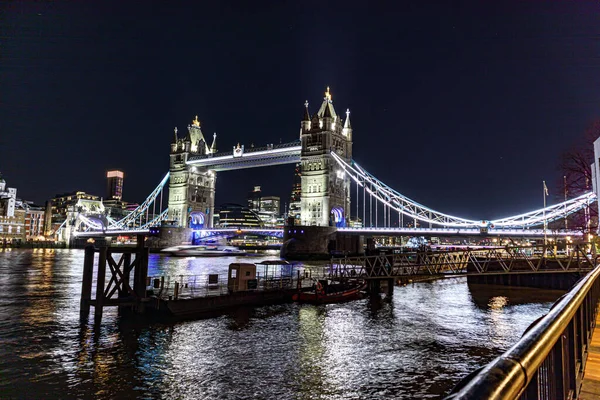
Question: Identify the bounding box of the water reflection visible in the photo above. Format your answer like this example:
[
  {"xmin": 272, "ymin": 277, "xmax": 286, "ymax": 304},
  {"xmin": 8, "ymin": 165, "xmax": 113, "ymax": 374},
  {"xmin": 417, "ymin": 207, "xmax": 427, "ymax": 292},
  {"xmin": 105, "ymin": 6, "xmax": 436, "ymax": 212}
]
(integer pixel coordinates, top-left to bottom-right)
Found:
[{"xmin": 0, "ymin": 249, "xmax": 564, "ymax": 399}]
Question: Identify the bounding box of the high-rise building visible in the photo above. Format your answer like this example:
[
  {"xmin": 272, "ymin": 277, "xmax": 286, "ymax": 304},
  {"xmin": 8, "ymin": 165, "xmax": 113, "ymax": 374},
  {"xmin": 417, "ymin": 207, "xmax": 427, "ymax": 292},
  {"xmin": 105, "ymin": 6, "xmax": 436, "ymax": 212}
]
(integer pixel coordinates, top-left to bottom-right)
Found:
[
  {"xmin": 245, "ymin": 187, "xmax": 281, "ymax": 227},
  {"xmin": 218, "ymin": 203, "xmax": 263, "ymax": 228},
  {"xmin": 248, "ymin": 186, "xmax": 262, "ymax": 212},
  {"xmin": 106, "ymin": 170, "xmax": 124, "ymax": 200},
  {"xmin": 288, "ymin": 162, "xmax": 301, "ymax": 224}
]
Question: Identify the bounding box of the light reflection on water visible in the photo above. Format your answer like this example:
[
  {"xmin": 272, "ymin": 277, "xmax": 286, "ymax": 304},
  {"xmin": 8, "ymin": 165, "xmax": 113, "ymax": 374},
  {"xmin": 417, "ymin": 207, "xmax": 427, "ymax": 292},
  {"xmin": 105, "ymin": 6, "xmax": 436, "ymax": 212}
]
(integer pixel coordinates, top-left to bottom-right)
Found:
[{"xmin": 0, "ymin": 249, "xmax": 564, "ymax": 399}]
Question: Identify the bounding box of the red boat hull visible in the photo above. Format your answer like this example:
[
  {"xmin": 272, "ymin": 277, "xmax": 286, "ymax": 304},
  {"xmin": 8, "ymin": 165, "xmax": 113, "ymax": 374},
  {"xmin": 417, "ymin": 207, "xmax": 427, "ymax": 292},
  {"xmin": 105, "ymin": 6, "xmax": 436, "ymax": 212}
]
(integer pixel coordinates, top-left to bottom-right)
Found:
[{"xmin": 292, "ymin": 281, "xmax": 366, "ymax": 304}]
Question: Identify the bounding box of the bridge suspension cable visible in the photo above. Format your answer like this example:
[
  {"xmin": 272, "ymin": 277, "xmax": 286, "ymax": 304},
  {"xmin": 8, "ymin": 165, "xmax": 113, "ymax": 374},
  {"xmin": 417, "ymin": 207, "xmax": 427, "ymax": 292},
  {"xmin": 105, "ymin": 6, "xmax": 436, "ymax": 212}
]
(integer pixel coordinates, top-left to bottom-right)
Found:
[
  {"xmin": 331, "ymin": 151, "xmax": 597, "ymax": 229},
  {"xmin": 109, "ymin": 172, "xmax": 170, "ymax": 230}
]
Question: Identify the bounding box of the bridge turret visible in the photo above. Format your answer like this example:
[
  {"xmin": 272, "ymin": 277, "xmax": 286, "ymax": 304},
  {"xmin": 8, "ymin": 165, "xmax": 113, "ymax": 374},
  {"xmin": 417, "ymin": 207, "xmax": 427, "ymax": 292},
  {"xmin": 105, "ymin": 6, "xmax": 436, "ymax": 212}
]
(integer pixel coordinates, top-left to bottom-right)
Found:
[
  {"xmin": 210, "ymin": 132, "xmax": 217, "ymax": 154},
  {"xmin": 171, "ymin": 127, "xmax": 178, "ymax": 153},
  {"xmin": 342, "ymin": 109, "xmax": 352, "ymax": 140},
  {"xmin": 310, "ymin": 113, "xmax": 320, "ymax": 132},
  {"xmin": 300, "ymin": 86, "xmax": 352, "ymax": 227},
  {"xmin": 183, "ymin": 130, "xmax": 192, "ymax": 152},
  {"xmin": 301, "ymin": 100, "xmax": 311, "ymax": 135}
]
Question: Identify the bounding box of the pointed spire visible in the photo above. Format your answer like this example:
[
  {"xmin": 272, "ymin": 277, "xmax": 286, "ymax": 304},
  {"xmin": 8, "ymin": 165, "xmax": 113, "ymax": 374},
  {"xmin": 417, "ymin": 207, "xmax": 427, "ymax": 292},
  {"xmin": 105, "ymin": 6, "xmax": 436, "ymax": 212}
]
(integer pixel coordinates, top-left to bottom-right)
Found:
[
  {"xmin": 344, "ymin": 109, "xmax": 351, "ymax": 129},
  {"xmin": 210, "ymin": 132, "xmax": 217, "ymax": 153},
  {"xmin": 173, "ymin": 127, "xmax": 178, "ymax": 144},
  {"xmin": 323, "ymin": 102, "xmax": 333, "ymax": 118},
  {"xmin": 303, "ymin": 100, "xmax": 310, "ymax": 121},
  {"xmin": 317, "ymin": 86, "xmax": 337, "ymax": 119},
  {"xmin": 324, "ymin": 86, "xmax": 332, "ymax": 102}
]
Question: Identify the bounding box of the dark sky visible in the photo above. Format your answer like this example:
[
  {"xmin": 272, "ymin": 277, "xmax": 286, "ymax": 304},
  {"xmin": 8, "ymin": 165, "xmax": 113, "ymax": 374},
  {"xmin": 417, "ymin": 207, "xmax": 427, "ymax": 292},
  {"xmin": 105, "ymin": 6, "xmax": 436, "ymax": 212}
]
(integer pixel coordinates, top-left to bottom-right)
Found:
[{"xmin": 2, "ymin": 1, "xmax": 600, "ymax": 221}]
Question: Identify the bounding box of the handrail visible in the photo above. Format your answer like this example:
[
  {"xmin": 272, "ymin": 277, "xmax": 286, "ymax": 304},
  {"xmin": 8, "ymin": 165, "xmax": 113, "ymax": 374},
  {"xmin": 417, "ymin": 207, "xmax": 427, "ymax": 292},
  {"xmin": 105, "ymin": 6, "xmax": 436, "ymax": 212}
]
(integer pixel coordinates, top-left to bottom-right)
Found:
[{"xmin": 446, "ymin": 259, "xmax": 600, "ymax": 399}]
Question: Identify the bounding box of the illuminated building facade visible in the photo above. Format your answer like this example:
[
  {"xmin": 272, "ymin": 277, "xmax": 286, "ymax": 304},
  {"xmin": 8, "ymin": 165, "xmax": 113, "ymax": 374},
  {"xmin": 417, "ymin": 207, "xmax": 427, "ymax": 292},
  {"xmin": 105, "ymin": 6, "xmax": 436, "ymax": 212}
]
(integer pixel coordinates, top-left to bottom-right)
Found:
[
  {"xmin": 246, "ymin": 186, "xmax": 281, "ymax": 227},
  {"xmin": 0, "ymin": 174, "xmax": 45, "ymax": 242},
  {"xmin": 106, "ymin": 170, "xmax": 124, "ymax": 200},
  {"xmin": 45, "ymin": 191, "xmax": 101, "ymax": 235},
  {"xmin": 248, "ymin": 186, "xmax": 262, "ymax": 212},
  {"xmin": 167, "ymin": 116, "xmax": 217, "ymax": 228},
  {"xmin": 300, "ymin": 87, "xmax": 352, "ymax": 227},
  {"xmin": 218, "ymin": 203, "xmax": 263, "ymax": 228},
  {"xmin": 288, "ymin": 162, "xmax": 301, "ymax": 224}
]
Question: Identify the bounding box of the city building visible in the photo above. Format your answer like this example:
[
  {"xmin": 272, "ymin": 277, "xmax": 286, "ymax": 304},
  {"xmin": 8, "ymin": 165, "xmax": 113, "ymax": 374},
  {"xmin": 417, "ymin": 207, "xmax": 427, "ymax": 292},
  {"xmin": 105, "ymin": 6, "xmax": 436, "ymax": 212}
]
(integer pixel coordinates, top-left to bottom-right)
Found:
[
  {"xmin": 288, "ymin": 162, "xmax": 302, "ymax": 224},
  {"xmin": 24, "ymin": 202, "xmax": 45, "ymax": 239},
  {"xmin": 45, "ymin": 191, "xmax": 102, "ymax": 236},
  {"xmin": 246, "ymin": 186, "xmax": 281, "ymax": 227},
  {"xmin": 104, "ymin": 170, "xmax": 131, "ymax": 220},
  {"xmin": 217, "ymin": 203, "xmax": 263, "ymax": 228},
  {"xmin": 0, "ymin": 174, "xmax": 45, "ymax": 243},
  {"xmin": 106, "ymin": 170, "xmax": 124, "ymax": 200},
  {"xmin": 248, "ymin": 186, "xmax": 262, "ymax": 212}
]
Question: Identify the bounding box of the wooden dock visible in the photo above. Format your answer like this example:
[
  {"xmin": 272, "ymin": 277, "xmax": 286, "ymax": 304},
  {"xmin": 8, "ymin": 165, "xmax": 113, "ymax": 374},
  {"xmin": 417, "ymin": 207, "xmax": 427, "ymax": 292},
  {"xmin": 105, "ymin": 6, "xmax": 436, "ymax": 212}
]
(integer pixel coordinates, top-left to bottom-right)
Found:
[{"xmin": 581, "ymin": 314, "xmax": 600, "ymax": 399}]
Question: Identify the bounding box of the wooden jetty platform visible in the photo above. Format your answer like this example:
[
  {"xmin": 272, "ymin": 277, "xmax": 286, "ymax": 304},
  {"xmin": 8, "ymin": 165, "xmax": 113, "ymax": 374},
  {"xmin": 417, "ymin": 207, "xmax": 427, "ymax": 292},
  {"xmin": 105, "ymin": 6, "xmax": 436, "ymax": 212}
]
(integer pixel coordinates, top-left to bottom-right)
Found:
[
  {"xmin": 581, "ymin": 313, "xmax": 600, "ymax": 399},
  {"xmin": 79, "ymin": 240, "xmax": 363, "ymax": 322}
]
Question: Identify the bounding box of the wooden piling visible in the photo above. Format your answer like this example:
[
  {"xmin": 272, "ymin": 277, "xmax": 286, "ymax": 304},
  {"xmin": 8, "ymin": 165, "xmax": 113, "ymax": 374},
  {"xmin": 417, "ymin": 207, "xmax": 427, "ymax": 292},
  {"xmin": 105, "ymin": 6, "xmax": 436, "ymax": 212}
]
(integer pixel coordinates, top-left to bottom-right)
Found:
[
  {"xmin": 387, "ymin": 278, "xmax": 394, "ymax": 296},
  {"xmin": 80, "ymin": 245, "xmax": 95, "ymax": 317},
  {"xmin": 94, "ymin": 246, "xmax": 108, "ymax": 323},
  {"xmin": 120, "ymin": 252, "xmax": 131, "ymax": 298}
]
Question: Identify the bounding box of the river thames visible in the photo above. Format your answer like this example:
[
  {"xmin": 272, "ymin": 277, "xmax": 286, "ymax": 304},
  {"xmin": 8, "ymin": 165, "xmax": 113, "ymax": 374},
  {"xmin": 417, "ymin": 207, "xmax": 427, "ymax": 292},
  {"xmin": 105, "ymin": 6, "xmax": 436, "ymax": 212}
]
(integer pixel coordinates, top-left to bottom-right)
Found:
[{"xmin": 0, "ymin": 248, "xmax": 564, "ymax": 399}]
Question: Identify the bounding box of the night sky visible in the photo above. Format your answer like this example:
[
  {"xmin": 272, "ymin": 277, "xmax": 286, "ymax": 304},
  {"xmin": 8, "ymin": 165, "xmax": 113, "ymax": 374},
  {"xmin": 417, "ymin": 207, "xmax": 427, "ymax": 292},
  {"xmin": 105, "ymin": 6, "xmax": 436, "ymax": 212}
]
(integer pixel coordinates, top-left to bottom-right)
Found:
[{"xmin": 2, "ymin": 1, "xmax": 600, "ymax": 221}]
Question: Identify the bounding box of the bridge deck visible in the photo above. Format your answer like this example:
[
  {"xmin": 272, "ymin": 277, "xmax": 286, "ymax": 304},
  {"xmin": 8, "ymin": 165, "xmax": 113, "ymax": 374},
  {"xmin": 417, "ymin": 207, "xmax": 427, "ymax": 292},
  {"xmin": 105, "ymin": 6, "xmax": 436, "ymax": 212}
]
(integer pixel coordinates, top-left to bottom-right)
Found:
[{"xmin": 581, "ymin": 313, "xmax": 600, "ymax": 399}]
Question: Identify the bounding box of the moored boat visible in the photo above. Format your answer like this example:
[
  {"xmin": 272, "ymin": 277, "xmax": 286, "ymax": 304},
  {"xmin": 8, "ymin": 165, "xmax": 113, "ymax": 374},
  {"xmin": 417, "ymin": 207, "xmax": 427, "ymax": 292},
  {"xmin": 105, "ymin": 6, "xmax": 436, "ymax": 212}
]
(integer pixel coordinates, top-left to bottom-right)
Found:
[
  {"xmin": 292, "ymin": 279, "xmax": 366, "ymax": 304},
  {"xmin": 161, "ymin": 245, "xmax": 246, "ymax": 257}
]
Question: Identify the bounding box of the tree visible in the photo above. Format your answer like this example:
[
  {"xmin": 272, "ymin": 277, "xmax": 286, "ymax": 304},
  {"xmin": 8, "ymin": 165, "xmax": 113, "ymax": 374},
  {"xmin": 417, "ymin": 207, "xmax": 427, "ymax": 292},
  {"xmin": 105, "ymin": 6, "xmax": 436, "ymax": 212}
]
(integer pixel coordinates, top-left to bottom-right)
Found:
[{"xmin": 557, "ymin": 120, "xmax": 600, "ymax": 233}]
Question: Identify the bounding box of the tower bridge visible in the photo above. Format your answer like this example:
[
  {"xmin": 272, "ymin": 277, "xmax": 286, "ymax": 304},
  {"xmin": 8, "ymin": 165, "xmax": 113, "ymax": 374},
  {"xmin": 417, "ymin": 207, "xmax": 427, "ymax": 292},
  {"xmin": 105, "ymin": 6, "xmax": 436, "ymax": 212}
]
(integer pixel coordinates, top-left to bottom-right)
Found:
[{"xmin": 64, "ymin": 87, "xmax": 597, "ymax": 251}]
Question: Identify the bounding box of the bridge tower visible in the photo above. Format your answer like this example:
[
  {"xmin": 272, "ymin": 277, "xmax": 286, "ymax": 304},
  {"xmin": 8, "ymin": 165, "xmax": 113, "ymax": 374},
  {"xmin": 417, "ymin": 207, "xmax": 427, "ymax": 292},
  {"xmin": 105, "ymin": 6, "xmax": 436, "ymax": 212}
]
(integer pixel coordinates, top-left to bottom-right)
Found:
[
  {"xmin": 299, "ymin": 87, "xmax": 353, "ymax": 227},
  {"xmin": 167, "ymin": 116, "xmax": 217, "ymax": 228}
]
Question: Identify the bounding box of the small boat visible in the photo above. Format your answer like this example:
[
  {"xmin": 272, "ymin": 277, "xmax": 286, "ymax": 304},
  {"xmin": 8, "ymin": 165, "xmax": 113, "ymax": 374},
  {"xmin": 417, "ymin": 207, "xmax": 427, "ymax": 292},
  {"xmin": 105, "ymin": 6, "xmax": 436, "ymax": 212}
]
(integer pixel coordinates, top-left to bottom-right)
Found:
[
  {"xmin": 292, "ymin": 279, "xmax": 366, "ymax": 304},
  {"xmin": 161, "ymin": 245, "xmax": 247, "ymax": 257}
]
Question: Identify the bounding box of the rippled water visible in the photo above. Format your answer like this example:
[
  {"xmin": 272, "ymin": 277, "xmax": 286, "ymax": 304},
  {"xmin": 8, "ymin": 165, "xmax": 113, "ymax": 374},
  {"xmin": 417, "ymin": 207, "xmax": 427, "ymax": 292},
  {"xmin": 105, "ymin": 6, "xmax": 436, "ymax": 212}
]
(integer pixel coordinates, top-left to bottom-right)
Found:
[{"xmin": 0, "ymin": 248, "xmax": 565, "ymax": 399}]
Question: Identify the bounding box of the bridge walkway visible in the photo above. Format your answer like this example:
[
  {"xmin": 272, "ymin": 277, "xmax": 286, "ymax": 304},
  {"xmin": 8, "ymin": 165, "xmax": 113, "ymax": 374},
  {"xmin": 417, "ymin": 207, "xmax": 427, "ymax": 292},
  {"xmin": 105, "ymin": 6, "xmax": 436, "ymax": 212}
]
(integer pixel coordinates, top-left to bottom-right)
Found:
[{"xmin": 581, "ymin": 313, "xmax": 600, "ymax": 399}]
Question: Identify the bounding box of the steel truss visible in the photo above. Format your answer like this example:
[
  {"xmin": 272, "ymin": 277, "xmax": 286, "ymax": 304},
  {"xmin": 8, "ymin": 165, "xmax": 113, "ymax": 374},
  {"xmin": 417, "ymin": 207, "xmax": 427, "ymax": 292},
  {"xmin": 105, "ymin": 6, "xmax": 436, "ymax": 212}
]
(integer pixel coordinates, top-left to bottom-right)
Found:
[{"xmin": 328, "ymin": 246, "xmax": 596, "ymax": 279}]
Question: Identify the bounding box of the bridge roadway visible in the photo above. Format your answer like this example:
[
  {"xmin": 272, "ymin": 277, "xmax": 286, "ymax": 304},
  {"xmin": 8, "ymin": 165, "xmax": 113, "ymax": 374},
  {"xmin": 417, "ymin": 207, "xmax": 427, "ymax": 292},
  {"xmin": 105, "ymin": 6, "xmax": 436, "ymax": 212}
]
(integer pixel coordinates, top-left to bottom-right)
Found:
[
  {"xmin": 186, "ymin": 140, "xmax": 301, "ymax": 171},
  {"xmin": 73, "ymin": 226, "xmax": 586, "ymax": 239}
]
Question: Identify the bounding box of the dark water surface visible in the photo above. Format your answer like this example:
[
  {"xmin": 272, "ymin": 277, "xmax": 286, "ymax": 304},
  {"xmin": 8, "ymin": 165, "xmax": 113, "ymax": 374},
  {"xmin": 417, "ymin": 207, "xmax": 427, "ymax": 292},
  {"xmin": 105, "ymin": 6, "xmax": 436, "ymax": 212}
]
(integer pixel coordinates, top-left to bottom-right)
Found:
[{"xmin": 0, "ymin": 249, "xmax": 565, "ymax": 399}]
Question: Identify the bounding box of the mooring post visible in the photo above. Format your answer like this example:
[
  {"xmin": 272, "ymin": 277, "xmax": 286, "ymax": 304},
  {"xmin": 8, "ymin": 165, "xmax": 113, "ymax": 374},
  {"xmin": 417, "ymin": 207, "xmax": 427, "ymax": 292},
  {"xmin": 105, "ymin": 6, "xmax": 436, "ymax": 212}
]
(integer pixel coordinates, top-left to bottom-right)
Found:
[
  {"xmin": 133, "ymin": 235, "xmax": 149, "ymax": 307},
  {"xmin": 120, "ymin": 252, "xmax": 131, "ymax": 298},
  {"xmin": 369, "ymin": 279, "xmax": 381, "ymax": 295},
  {"xmin": 80, "ymin": 245, "xmax": 95, "ymax": 317},
  {"xmin": 94, "ymin": 246, "xmax": 108, "ymax": 323},
  {"xmin": 387, "ymin": 278, "xmax": 395, "ymax": 296}
]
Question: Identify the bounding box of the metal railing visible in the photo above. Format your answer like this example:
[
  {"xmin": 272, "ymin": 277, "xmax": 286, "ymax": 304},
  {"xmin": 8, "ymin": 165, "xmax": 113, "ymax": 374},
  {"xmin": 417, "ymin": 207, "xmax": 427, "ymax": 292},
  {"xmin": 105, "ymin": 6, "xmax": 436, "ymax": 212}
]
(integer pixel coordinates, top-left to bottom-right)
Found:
[
  {"xmin": 445, "ymin": 261, "xmax": 600, "ymax": 399},
  {"xmin": 146, "ymin": 271, "xmax": 322, "ymax": 300}
]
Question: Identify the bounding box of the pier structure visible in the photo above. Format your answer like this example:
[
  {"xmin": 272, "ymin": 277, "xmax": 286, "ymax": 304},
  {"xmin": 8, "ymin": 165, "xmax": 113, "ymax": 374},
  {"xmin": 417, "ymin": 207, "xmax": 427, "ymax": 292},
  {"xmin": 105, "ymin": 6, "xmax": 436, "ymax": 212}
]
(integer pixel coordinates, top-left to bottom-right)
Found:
[
  {"xmin": 328, "ymin": 244, "xmax": 598, "ymax": 293},
  {"xmin": 80, "ymin": 235, "xmax": 149, "ymax": 323}
]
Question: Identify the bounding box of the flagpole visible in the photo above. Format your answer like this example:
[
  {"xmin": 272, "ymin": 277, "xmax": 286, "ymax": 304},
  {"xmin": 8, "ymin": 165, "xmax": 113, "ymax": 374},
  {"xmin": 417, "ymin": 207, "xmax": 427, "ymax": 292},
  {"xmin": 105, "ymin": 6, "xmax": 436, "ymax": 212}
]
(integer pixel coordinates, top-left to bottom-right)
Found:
[{"xmin": 543, "ymin": 180, "xmax": 547, "ymax": 248}]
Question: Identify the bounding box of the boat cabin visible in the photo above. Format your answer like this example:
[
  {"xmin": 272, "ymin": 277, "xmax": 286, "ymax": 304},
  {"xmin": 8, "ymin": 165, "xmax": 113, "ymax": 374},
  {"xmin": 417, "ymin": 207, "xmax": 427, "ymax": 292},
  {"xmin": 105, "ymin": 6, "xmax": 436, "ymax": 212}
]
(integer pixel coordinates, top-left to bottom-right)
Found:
[{"xmin": 228, "ymin": 263, "xmax": 257, "ymax": 292}]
